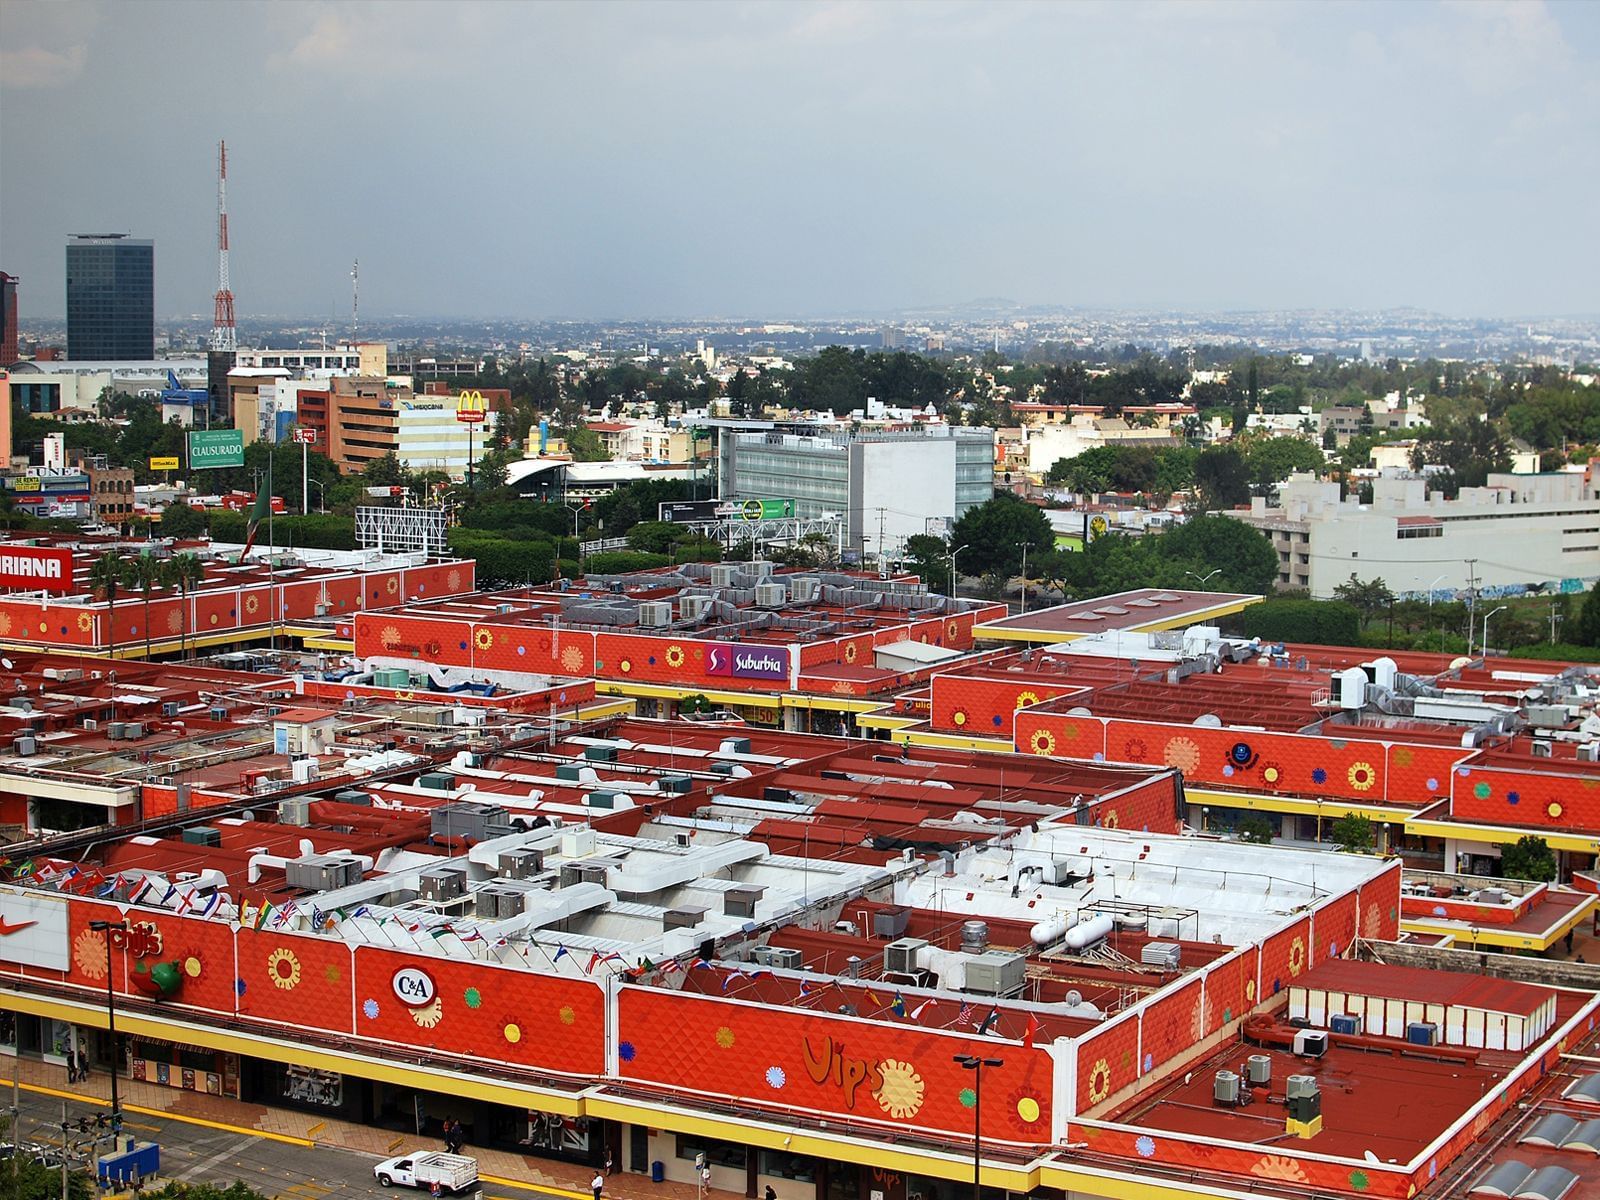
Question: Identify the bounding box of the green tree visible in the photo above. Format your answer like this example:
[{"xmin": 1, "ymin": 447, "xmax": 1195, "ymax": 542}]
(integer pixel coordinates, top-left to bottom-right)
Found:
[
  {"xmin": 1154, "ymin": 514, "xmax": 1279, "ymax": 595},
  {"xmin": 157, "ymin": 500, "xmax": 207, "ymax": 539},
  {"xmin": 902, "ymin": 533, "xmax": 952, "ymax": 588},
  {"xmin": 1239, "ymin": 599, "xmax": 1362, "ymax": 646},
  {"xmin": 1498, "ymin": 835, "xmax": 1557, "ymax": 882},
  {"xmin": 88, "ymin": 551, "xmax": 125, "ymax": 660},
  {"xmin": 127, "ymin": 551, "xmax": 163, "ymax": 658},
  {"xmin": 138, "ymin": 1183, "xmax": 273, "ymax": 1200},
  {"xmin": 1330, "ymin": 813, "xmax": 1375, "ymax": 854},
  {"xmin": 1574, "ymin": 588, "xmax": 1600, "ymax": 647},
  {"xmin": 948, "ymin": 493, "xmax": 1054, "ymax": 579},
  {"xmin": 1192, "ymin": 446, "xmax": 1251, "ymax": 509},
  {"xmin": 1242, "ymin": 436, "xmax": 1326, "ymax": 490},
  {"xmin": 166, "ymin": 551, "xmax": 204, "ymax": 661},
  {"xmin": 1332, "ymin": 574, "xmax": 1396, "ymax": 629},
  {"xmin": 565, "ymin": 427, "xmax": 611, "ymax": 462},
  {"xmin": 625, "ymin": 521, "xmax": 685, "ymax": 555}
]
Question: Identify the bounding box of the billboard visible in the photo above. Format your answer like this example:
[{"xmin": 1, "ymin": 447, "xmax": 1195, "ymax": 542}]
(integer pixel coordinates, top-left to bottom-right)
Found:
[
  {"xmin": 149, "ymin": 456, "xmax": 180, "ymax": 471},
  {"xmin": 707, "ymin": 641, "xmax": 789, "ymax": 681},
  {"xmin": 740, "ymin": 498, "xmax": 795, "ymax": 521},
  {"xmin": 0, "ymin": 545, "xmax": 74, "ymax": 593},
  {"xmin": 0, "ymin": 888, "xmax": 71, "ymax": 970},
  {"xmin": 659, "ymin": 499, "xmax": 722, "ymax": 524},
  {"xmin": 188, "ymin": 428, "xmax": 245, "ymax": 469},
  {"xmin": 290, "ymin": 427, "xmax": 317, "ymax": 445}
]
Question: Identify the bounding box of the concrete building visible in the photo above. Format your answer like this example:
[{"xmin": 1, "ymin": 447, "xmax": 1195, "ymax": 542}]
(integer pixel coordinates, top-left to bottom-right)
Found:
[
  {"xmin": 236, "ymin": 342, "xmax": 387, "ymax": 377},
  {"xmin": 86, "ymin": 462, "xmax": 135, "ymax": 528},
  {"xmin": 1229, "ymin": 468, "xmax": 1600, "ymax": 595},
  {"xmin": 296, "ymin": 378, "xmax": 503, "ymax": 479},
  {"xmin": 0, "ymin": 271, "xmax": 17, "ymax": 366},
  {"xmin": 719, "ymin": 425, "xmax": 993, "ymax": 561},
  {"xmin": 65, "ymin": 235, "xmax": 154, "ymax": 361}
]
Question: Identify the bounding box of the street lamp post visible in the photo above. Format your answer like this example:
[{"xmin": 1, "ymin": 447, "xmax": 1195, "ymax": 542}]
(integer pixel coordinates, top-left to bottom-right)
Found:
[
  {"xmin": 1482, "ymin": 605, "xmax": 1507, "ymax": 657},
  {"xmin": 953, "ymin": 1055, "xmax": 1003, "ymax": 1200},
  {"xmin": 88, "ymin": 919, "xmax": 127, "ymax": 1136},
  {"xmin": 1019, "ymin": 542, "xmax": 1029, "ymax": 614},
  {"xmin": 948, "ymin": 545, "xmax": 967, "ymax": 600},
  {"xmin": 1185, "ymin": 568, "xmax": 1222, "ymax": 589},
  {"xmin": 1424, "ymin": 573, "xmax": 1446, "ymax": 648},
  {"xmin": 308, "ymin": 478, "xmax": 326, "ymax": 515}
]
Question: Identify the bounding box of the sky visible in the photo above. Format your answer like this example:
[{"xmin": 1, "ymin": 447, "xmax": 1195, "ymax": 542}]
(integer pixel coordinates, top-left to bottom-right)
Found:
[{"xmin": 2, "ymin": 0, "xmax": 1597, "ymax": 322}]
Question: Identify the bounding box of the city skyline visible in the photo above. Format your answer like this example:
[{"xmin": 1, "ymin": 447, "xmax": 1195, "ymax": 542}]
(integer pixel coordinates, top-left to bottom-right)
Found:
[{"xmin": 2, "ymin": 0, "xmax": 1598, "ymax": 322}]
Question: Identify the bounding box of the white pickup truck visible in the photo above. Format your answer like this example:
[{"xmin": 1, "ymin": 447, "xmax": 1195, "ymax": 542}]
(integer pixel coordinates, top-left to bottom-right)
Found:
[{"xmin": 374, "ymin": 1152, "xmax": 479, "ymax": 1194}]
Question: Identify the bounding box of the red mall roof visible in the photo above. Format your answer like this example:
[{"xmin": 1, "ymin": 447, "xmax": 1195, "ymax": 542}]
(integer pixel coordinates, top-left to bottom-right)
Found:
[{"xmin": 1296, "ymin": 958, "xmax": 1553, "ymax": 1018}]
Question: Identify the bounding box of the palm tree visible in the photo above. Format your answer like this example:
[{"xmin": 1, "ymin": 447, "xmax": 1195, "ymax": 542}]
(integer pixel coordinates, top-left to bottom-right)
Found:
[
  {"xmin": 88, "ymin": 551, "xmax": 124, "ymax": 660},
  {"xmin": 166, "ymin": 552, "xmax": 204, "ymax": 660},
  {"xmin": 128, "ymin": 552, "xmax": 163, "ymax": 659}
]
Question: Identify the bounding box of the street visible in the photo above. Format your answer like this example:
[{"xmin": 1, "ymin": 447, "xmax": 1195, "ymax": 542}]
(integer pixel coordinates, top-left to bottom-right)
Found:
[{"xmin": 6, "ymin": 1087, "xmax": 530, "ymax": 1200}]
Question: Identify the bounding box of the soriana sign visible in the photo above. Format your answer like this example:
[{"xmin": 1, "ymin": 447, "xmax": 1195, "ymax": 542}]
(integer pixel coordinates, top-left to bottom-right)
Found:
[{"xmin": 0, "ymin": 545, "xmax": 74, "ymax": 593}]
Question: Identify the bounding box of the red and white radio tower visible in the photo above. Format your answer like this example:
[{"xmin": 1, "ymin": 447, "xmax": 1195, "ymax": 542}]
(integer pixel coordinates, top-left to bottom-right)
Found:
[{"xmin": 209, "ymin": 139, "xmax": 237, "ymax": 353}]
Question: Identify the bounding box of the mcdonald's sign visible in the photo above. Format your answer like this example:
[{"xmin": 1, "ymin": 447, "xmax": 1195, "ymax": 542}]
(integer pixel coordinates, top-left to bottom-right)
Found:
[{"xmin": 455, "ymin": 390, "xmax": 488, "ymax": 425}]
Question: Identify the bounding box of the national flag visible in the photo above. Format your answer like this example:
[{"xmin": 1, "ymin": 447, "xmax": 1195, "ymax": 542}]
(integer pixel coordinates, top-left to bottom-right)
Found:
[
  {"xmin": 890, "ymin": 992, "xmax": 907, "ymax": 1018},
  {"xmin": 660, "ymin": 959, "xmax": 682, "ymax": 975},
  {"xmin": 957, "ymin": 1001, "xmax": 975, "ymax": 1027},
  {"xmin": 721, "ymin": 970, "xmax": 741, "ymax": 992},
  {"xmin": 641, "ymin": 957, "xmax": 656, "ymax": 972},
  {"xmin": 175, "ymin": 889, "xmax": 196, "ymax": 915},
  {"xmin": 429, "ymin": 925, "xmax": 454, "ymax": 940},
  {"xmin": 977, "ymin": 1007, "xmax": 1001, "ymax": 1035},
  {"xmin": 798, "ymin": 980, "xmax": 813, "ymax": 997},
  {"xmin": 910, "ymin": 999, "xmax": 937, "ymax": 1020},
  {"xmin": 253, "ymin": 901, "xmax": 276, "ymax": 931},
  {"xmin": 459, "ymin": 929, "xmax": 484, "ymax": 944},
  {"xmin": 35, "ymin": 863, "xmax": 59, "ymax": 882},
  {"xmin": 59, "ymin": 866, "xmax": 81, "ymax": 885},
  {"xmin": 351, "ymin": 905, "xmax": 372, "ymax": 919},
  {"xmin": 95, "ymin": 874, "xmax": 124, "ymax": 899},
  {"xmin": 129, "ymin": 877, "xmax": 155, "ymax": 904},
  {"xmin": 159, "ymin": 882, "xmax": 177, "ymax": 905},
  {"xmin": 553, "ymin": 944, "xmax": 569, "ymax": 962},
  {"xmin": 865, "ymin": 988, "xmax": 881, "ymax": 1008},
  {"xmin": 241, "ymin": 485, "xmax": 272, "ymax": 561},
  {"xmin": 747, "ymin": 968, "xmax": 771, "ymax": 981},
  {"xmin": 1024, "ymin": 1013, "xmax": 1041, "ymax": 1049},
  {"xmin": 692, "ymin": 960, "xmax": 713, "ymax": 971},
  {"xmin": 198, "ymin": 891, "xmax": 224, "ymax": 918},
  {"xmin": 585, "ymin": 951, "xmax": 602, "ymax": 975},
  {"xmin": 11, "ymin": 859, "xmax": 33, "ymax": 879}
]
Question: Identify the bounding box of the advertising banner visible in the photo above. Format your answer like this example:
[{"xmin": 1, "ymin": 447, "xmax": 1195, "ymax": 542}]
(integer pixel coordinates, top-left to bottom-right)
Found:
[
  {"xmin": 707, "ymin": 641, "xmax": 789, "ymax": 681},
  {"xmin": 187, "ymin": 429, "xmax": 246, "ymax": 469},
  {"xmin": 149, "ymin": 456, "xmax": 180, "ymax": 471}
]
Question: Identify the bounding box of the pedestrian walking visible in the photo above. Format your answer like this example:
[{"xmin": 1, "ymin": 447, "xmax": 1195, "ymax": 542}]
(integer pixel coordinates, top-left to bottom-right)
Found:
[
  {"xmin": 592, "ymin": 1172, "xmax": 605, "ymax": 1200},
  {"xmin": 765, "ymin": 1186, "xmax": 777, "ymax": 1200},
  {"xmin": 76, "ymin": 1048, "xmax": 89, "ymax": 1083}
]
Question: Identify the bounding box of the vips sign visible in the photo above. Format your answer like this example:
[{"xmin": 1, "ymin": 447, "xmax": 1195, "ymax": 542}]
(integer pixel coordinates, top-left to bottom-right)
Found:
[
  {"xmin": 707, "ymin": 642, "xmax": 790, "ymax": 682},
  {"xmin": 0, "ymin": 545, "xmax": 74, "ymax": 593}
]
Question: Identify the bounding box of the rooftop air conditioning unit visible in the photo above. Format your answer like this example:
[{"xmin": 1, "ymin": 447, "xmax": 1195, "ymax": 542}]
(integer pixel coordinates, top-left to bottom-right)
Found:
[
  {"xmin": 1140, "ymin": 942, "xmax": 1183, "ymax": 970},
  {"xmin": 790, "ymin": 576, "xmax": 820, "ymax": 603},
  {"xmin": 752, "ymin": 945, "xmax": 802, "ymax": 969},
  {"xmin": 751, "ymin": 560, "xmax": 775, "ymax": 579},
  {"xmin": 286, "ymin": 853, "xmax": 359, "ymax": 893},
  {"xmin": 475, "ymin": 885, "xmax": 526, "ymax": 920},
  {"xmin": 559, "ymin": 861, "xmax": 612, "ymax": 889},
  {"xmin": 1292, "ymin": 1029, "xmax": 1328, "ymax": 1058},
  {"xmin": 963, "ymin": 951, "xmax": 1028, "ymax": 997},
  {"xmin": 498, "ymin": 848, "xmax": 544, "ymax": 879},
  {"xmin": 679, "ymin": 595, "xmax": 712, "ymax": 622},
  {"xmin": 754, "ymin": 583, "xmax": 787, "ymax": 608},
  {"xmin": 873, "ymin": 905, "xmax": 911, "ymax": 939},
  {"xmin": 724, "ymin": 885, "xmax": 764, "ymax": 919},
  {"xmin": 418, "ymin": 866, "xmax": 468, "ymax": 903},
  {"xmin": 11, "ymin": 737, "xmax": 36, "ymax": 757},
  {"xmin": 664, "ymin": 907, "xmax": 707, "ymax": 931},
  {"xmin": 1579, "ymin": 743, "xmax": 1600, "ymax": 763},
  {"xmin": 1214, "ymin": 1071, "xmax": 1240, "ymax": 1107},
  {"xmin": 277, "ymin": 798, "xmax": 310, "ymax": 826},
  {"xmin": 884, "ymin": 937, "xmax": 929, "ymax": 976},
  {"xmin": 638, "ymin": 601, "xmax": 673, "ymax": 628},
  {"xmin": 710, "ymin": 564, "xmax": 741, "ymax": 589}
]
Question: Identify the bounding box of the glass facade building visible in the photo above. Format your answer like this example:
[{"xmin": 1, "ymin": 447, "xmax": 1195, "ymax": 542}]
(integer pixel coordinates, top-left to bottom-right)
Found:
[{"xmin": 66, "ymin": 236, "xmax": 154, "ymax": 360}]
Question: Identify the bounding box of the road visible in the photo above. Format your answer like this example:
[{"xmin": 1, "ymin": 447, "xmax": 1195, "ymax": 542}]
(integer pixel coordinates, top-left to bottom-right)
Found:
[{"xmin": 6, "ymin": 1088, "xmax": 531, "ymax": 1200}]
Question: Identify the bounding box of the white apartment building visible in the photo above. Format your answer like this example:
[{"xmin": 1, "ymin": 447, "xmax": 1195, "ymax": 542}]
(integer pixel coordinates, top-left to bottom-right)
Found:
[
  {"xmin": 1229, "ymin": 468, "xmax": 1600, "ymax": 596},
  {"xmin": 1024, "ymin": 417, "xmax": 1182, "ymax": 477}
]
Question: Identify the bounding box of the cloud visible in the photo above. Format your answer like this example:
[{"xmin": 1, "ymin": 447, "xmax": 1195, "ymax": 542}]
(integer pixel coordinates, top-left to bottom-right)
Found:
[{"xmin": 0, "ymin": 42, "xmax": 87, "ymax": 89}]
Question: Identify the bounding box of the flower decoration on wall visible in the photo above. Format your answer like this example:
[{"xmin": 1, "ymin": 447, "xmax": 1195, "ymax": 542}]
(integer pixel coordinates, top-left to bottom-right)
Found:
[
  {"xmin": 379, "ymin": 624, "xmax": 402, "ymax": 649},
  {"xmin": 1260, "ymin": 761, "xmax": 1284, "ymax": 786},
  {"xmin": 77, "ymin": 612, "xmax": 93, "ymax": 633},
  {"xmin": 1163, "ymin": 736, "xmax": 1201, "ymax": 775},
  {"xmin": 474, "ymin": 628, "xmax": 494, "ymax": 651},
  {"xmin": 843, "ymin": 642, "xmax": 859, "ymax": 664},
  {"xmin": 1347, "ymin": 762, "xmax": 1377, "ymax": 792},
  {"xmin": 665, "ymin": 644, "xmax": 685, "ymax": 669},
  {"xmin": 73, "ymin": 929, "xmax": 109, "ymax": 980},
  {"xmin": 1087, "ymin": 1058, "xmax": 1112, "ymax": 1104},
  {"xmin": 1250, "ymin": 1156, "xmax": 1309, "ymax": 1183},
  {"xmin": 873, "ymin": 1060, "xmax": 925, "ymax": 1119},
  {"xmin": 244, "ymin": 595, "xmax": 260, "ymax": 615},
  {"xmin": 1014, "ymin": 691, "xmax": 1040, "ymax": 710},
  {"xmin": 1288, "ymin": 937, "xmax": 1306, "ymax": 978},
  {"xmin": 410, "ymin": 996, "xmax": 444, "ymax": 1028},
  {"xmin": 560, "ymin": 646, "xmax": 586, "ymax": 673},
  {"xmin": 1029, "ymin": 729, "xmax": 1057, "ymax": 756},
  {"xmin": 951, "ymin": 709, "xmax": 969, "ymax": 727},
  {"xmin": 266, "ymin": 948, "xmax": 301, "ymax": 991}
]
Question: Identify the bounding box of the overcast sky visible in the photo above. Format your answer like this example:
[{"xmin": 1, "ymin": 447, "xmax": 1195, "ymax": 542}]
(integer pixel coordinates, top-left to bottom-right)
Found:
[{"xmin": 2, "ymin": 0, "xmax": 1596, "ymax": 322}]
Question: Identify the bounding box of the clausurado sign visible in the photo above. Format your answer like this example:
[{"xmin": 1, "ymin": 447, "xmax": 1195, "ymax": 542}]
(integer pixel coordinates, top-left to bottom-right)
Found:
[
  {"xmin": 0, "ymin": 545, "xmax": 74, "ymax": 593},
  {"xmin": 187, "ymin": 428, "xmax": 246, "ymax": 469}
]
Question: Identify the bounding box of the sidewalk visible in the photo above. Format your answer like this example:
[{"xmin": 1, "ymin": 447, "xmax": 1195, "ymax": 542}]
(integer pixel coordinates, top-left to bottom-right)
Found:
[{"xmin": 3, "ymin": 1055, "xmax": 712, "ymax": 1200}]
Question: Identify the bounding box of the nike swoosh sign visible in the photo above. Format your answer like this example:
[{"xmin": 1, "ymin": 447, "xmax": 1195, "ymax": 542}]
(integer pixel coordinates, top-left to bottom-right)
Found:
[{"xmin": 0, "ymin": 918, "xmax": 38, "ymax": 936}]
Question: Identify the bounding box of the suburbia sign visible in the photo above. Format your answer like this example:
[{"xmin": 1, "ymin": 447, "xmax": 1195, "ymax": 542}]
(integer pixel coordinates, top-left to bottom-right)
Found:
[
  {"xmin": 0, "ymin": 546, "xmax": 74, "ymax": 593},
  {"xmin": 707, "ymin": 642, "xmax": 789, "ymax": 681}
]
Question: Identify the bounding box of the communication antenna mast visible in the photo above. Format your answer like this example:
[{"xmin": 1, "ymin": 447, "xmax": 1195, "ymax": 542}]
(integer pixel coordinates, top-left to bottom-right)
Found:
[
  {"xmin": 351, "ymin": 259, "xmax": 359, "ymax": 337},
  {"xmin": 209, "ymin": 140, "xmax": 237, "ymax": 352}
]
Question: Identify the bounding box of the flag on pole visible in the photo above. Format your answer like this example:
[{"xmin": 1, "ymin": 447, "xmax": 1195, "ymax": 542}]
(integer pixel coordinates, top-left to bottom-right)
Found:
[
  {"xmin": 175, "ymin": 889, "xmax": 196, "ymax": 915},
  {"xmin": 95, "ymin": 874, "xmax": 124, "ymax": 899},
  {"xmin": 199, "ymin": 891, "xmax": 224, "ymax": 918},
  {"xmin": 1024, "ymin": 1013, "xmax": 1041, "ymax": 1049},
  {"xmin": 977, "ymin": 1007, "xmax": 1001, "ymax": 1035},
  {"xmin": 553, "ymin": 944, "xmax": 569, "ymax": 962},
  {"xmin": 459, "ymin": 928, "xmax": 484, "ymax": 944},
  {"xmin": 253, "ymin": 901, "xmax": 276, "ymax": 931},
  {"xmin": 910, "ymin": 998, "xmax": 937, "ymax": 1020},
  {"xmin": 957, "ymin": 1001, "xmax": 975, "ymax": 1026},
  {"xmin": 585, "ymin": 951, "xmax": 602, "ymax": 975},
  {"xmin": 890, "ymin": 992, "xmax": 907, "ymax": 1018},
  {"xmin": 241, "ymin": 485, "xmax": 272, "ymax": 561}
]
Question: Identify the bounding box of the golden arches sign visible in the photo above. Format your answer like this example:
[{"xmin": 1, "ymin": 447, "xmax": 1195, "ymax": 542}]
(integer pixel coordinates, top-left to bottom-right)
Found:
[{"xmin": 455, "ymin": 389, "xmax": 488, "ymax": 425}]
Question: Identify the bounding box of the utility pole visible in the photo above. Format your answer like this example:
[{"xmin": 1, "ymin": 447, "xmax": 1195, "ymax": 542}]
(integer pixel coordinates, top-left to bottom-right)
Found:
[
  {"xmin": 1019, "ymin": 542, "xmax": 1028, "ymax": 614},
  {"xmin": 1464, "ymin": 559, "xmax": 1479, "ymax": 657},
  {"xmin": 1551, "ymin": 598, "xmax": 1563, "ymax": 644}
]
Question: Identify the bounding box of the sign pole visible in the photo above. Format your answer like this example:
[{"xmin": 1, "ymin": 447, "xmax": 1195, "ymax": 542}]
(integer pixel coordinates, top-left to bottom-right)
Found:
[{"xmin": 302, "ymin": 435, "xmax": 308, "ymax": 515}]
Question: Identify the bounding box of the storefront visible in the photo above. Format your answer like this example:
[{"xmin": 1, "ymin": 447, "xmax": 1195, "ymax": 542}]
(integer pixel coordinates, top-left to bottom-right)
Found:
[{"xmin": 128, "ymin": 1036, "xmax": 239, "ymax": 1097}]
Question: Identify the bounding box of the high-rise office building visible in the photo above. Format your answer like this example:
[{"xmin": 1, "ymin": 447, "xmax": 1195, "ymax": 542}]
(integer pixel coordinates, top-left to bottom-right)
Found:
[
  {"xmin": 65, "ymin": 235, "xmax": 154, "ymax": 360},
  {"xmin": 0, "ymin": 272, "xmax": 18, "ymax": 365}
]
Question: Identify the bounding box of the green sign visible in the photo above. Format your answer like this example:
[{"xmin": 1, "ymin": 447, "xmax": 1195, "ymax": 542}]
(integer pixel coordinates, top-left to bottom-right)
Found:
[
  {"xmin": 741, "ymin": 498, "xmax": 795, "ymax": 521},
  {"xmin": 187, "ymin": 428, "xmax": 245, "ymax": 469}
]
